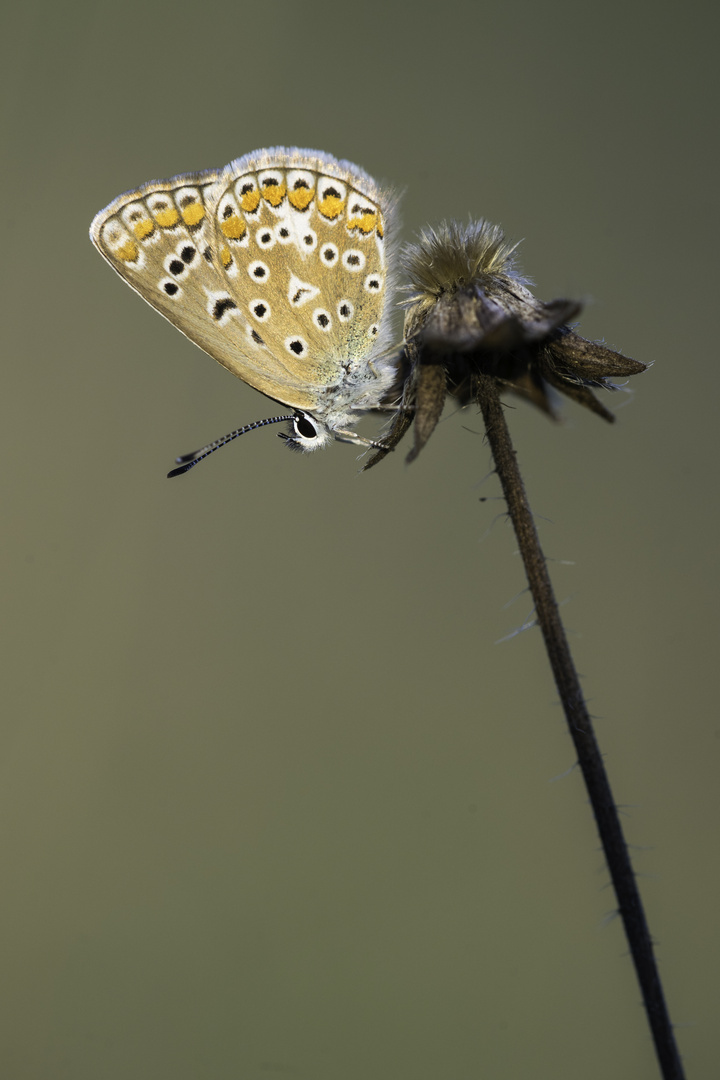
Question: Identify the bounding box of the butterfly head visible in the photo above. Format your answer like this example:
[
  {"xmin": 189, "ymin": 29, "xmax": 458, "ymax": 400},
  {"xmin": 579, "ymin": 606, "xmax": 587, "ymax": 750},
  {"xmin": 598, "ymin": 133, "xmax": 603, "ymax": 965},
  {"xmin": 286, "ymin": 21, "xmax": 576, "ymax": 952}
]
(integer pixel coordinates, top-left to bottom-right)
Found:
[{"xmin": 279, "ymin": 411, "xmax": 332, "ymax": 451}]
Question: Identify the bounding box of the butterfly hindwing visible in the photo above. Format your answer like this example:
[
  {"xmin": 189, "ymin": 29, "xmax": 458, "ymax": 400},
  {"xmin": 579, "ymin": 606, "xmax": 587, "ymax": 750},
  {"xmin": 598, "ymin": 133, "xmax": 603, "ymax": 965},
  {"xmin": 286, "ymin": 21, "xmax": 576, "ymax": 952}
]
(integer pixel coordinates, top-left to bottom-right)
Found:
[{"xmin": 207, "ymin": 151, "xmax": 389, "ymax": 396}]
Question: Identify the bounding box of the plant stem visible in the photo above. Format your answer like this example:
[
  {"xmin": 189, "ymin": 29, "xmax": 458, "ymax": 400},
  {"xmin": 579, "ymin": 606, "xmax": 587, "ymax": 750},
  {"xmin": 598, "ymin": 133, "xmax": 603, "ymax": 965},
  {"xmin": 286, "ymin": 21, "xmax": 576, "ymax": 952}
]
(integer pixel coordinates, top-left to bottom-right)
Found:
[{"xmin": 474, "ymin": 373, "xmax": 685, "ymax": 1080}]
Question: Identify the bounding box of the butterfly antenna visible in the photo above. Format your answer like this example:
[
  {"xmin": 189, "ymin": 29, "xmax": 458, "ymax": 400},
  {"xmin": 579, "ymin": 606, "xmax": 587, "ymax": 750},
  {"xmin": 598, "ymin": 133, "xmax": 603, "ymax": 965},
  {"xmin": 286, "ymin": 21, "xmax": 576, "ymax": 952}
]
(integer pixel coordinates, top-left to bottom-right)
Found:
[{"xmin": 167, "ymin": 415, "xmax": 296, "ymax": 477}]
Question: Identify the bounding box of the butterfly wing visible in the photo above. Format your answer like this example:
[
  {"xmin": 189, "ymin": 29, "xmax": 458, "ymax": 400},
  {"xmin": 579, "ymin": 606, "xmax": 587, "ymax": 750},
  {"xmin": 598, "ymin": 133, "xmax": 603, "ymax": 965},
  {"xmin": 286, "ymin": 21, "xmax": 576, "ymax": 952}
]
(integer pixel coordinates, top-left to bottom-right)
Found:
[
  {"xmin": 206, "ymin": 149, "xmax": 392, "ymax": 397},
  {"xmin": 90, "ymin": 164, "xmax": 320, "ymax": 410},
  {"xmin": 90, "ymin": 149, "xmax": 392, "ymax": 412}
]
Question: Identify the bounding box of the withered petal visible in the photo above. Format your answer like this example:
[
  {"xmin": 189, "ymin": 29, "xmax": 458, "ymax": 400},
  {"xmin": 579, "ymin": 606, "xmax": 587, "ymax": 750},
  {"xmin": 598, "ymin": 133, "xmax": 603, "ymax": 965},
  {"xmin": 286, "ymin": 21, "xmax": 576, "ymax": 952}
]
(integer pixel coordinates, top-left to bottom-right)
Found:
[
  {"xmin": 407, "ymin": 361, "xmax": 447, "ymax": 464},
  {"xmin": 526, "ymin": 298, "xmax": 584, "ymax": 339},
  {"xmin": 363, "ymin": 345, "xmax": 417, "ymax": 470},
  {"xmin": 362, "ymin": 407, "xmax": 414, "ymax": 470},
  {"xmin": 548, "ymin": 330, "xmax": 646, "ymax": 380},
  {"xmin": 542, "ymin": 369, "xmax": 617, "ymax": 422},
  {"xmin": 499, "ymin": 371, "xmax": 560, "ymax": 418}
]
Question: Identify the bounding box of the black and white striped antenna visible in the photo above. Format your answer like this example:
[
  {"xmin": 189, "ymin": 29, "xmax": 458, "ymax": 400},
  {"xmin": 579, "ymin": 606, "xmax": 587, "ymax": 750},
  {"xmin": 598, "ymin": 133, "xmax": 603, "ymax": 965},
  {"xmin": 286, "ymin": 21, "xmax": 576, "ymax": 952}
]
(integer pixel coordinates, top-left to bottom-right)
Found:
[{"xmin": 167, "ymin": 414, "xmax": 296, "ymax": 477}]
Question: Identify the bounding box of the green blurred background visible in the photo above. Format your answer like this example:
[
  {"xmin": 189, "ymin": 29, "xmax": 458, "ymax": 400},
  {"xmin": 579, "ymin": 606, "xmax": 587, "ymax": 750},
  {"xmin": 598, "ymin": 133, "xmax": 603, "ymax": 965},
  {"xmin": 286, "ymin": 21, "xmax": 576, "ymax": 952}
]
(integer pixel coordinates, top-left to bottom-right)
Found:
[{"xmin": 2, "ymin": 1, "xmax": 716, "ymax": 1076}]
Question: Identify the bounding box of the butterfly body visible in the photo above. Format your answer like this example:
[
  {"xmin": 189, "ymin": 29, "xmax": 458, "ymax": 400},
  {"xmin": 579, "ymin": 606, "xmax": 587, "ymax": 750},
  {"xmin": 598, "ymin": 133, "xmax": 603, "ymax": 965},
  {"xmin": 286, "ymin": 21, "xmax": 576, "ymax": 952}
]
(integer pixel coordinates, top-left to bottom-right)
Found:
[{"xmin": 90, "ymin": 148, "xmax": 399, "ymax": 450}]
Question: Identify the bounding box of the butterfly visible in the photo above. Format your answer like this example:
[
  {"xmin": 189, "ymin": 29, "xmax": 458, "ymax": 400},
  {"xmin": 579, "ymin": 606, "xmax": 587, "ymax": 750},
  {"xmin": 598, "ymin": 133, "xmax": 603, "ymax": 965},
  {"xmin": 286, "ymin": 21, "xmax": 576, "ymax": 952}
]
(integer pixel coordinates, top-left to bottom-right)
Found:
[{"xmin": 90, "ymin": 147, "xmax": 401, "ymax": 472}]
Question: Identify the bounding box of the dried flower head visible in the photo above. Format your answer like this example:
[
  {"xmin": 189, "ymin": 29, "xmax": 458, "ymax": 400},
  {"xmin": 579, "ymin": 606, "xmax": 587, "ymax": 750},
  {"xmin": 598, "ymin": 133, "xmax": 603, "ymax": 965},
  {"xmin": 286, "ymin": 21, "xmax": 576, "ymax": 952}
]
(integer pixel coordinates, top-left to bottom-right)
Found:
[{"xmin": 366, "ymin": 220, "xmax": 646, "ymax": 467}]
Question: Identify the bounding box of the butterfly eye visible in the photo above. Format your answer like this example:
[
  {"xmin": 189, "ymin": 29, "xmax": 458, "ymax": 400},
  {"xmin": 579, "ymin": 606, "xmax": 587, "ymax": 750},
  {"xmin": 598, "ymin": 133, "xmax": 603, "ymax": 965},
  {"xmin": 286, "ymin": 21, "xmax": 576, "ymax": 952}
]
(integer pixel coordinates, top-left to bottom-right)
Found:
[
  {"xmin": 279, "ymin": 412, "xmax": 331, "ymax": 452},
  {"xmin": 294, "ymin": 413, "xmax": 319, "ymax": 440}
]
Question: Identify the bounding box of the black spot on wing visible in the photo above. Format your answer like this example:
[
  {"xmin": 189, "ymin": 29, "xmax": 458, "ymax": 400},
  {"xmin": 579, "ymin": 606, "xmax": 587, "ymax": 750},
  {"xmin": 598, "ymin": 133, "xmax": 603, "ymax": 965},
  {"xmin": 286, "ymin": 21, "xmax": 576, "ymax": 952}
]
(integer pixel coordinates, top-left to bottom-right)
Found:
[{"xmin": 213, "ymin": 297, "xmax": 238, "ymax": 320}]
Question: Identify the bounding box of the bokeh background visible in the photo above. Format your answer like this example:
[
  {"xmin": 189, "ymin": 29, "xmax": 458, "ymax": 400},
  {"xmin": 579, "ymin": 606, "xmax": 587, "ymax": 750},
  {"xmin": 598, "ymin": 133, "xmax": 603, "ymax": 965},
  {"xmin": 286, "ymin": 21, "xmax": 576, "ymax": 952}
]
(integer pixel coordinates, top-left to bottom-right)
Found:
[{"xmin": 3, "ymin": 1, "xmax": 716, "ymax": 1077}]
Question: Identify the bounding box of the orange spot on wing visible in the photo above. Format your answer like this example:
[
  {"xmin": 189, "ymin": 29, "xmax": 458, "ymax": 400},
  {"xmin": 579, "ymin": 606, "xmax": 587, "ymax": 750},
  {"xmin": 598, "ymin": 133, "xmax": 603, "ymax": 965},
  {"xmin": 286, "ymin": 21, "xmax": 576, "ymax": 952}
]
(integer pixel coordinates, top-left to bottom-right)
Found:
[
  {"xmin": 239, "ymin": 188, "xmax": 261, "ymax": 213},
  {"xmin": 288, "ymin": 186, "xmax": 315, "ymax": 211},
  {"xmin": 154, "ymin": 206, "xmax": 180, "ymax": 228},
  {"xmin": 347, "ymin": 211, "xmax": 376, "ymax": 234},
  {"xmin": 318, "ymin": 194, "xmax": 345, "ymax": 220},
  {"xmin": 132, "ymin": 218, "xmax": 155, "ymax": 240},
  {"xmin": 181, "ymin": 203, "xmax": 205, "ymax": 226},
  {"xmin": 262, "ymin": 181, "xmax": 287, "ymax": 207},
  {"xmin": 220, "ymin": 214, "xmax": 247, "ymax": 240},
  {"xmin": 116, "ymin": 239, "xmax": 140, "ymax": 262}
]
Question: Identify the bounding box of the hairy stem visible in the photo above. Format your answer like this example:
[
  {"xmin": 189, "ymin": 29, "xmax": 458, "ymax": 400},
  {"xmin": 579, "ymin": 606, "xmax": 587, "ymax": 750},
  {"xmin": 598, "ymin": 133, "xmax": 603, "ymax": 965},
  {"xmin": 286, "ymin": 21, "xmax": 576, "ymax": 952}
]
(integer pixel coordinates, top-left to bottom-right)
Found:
[{"xmin": 475, "ymin": 373, "xmax": 684, "ymax": 1080}]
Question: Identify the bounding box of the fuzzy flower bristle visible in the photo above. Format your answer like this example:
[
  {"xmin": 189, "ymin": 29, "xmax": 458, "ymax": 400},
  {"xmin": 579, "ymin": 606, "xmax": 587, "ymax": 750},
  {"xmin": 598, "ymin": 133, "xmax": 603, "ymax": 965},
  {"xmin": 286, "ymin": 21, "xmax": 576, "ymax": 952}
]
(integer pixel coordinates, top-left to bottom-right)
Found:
[{"xmin": 402, "ymin": 220, "xmax": 523, "ymax": 314}]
